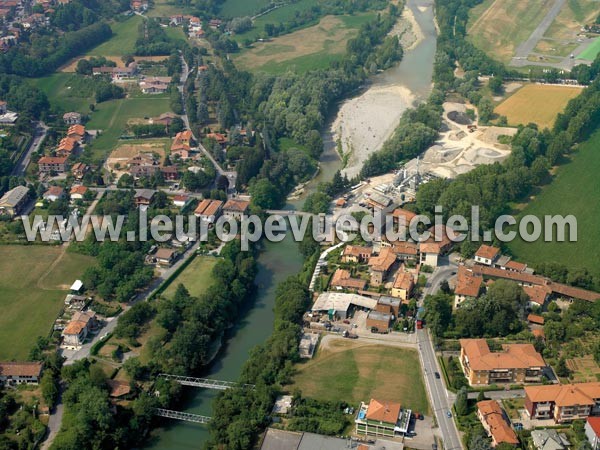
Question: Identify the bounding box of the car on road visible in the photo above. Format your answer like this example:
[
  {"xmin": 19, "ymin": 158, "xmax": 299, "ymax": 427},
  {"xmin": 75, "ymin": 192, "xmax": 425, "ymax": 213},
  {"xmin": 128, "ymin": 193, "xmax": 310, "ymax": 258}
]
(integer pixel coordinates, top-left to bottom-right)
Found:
[
  {"xmin": 446, "ymin": 411, "xmax": 452, "ymax": 418},
  {"xmin": 434, "ymin": 372, "xmax": 440, "ymax": 379}
]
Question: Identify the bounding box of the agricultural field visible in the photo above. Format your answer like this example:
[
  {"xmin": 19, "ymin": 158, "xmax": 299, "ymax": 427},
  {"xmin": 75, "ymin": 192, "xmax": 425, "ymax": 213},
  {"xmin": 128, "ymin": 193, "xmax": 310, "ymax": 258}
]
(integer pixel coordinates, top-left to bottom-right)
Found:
[
  {"xmin": 467, "ymin": 0, "xmax": 553, "ymax": 64},
  {"xmin": 507, "ymin": 130, "xmax": 600, "ymax": 276},
  {"xmin": 288, "ymin": 338, "xmax": 430, "ymax": 413},
  {"xmin": 86, "ymin": 15, "xmax": 142, "ymax": 57},
  {"xmin": 219, "ymin": 0, "xmax": 272, "ymax": 17},
  {"xmin": 494, "ymin": 84, "xmax": 582, "ymax": 129},
  {"xmin": 233, "ymin": 0, "xmax": 321, "ymax": 42},
  {"xmin": 234, "ymin": 14, "xmax": 374, "ymax": 73},
  {"xmin": 0, "ymin": 246, "xmax": 95, "ymax": 360},
  {"xmin": 147, "ymin": 0, "xmax": 193, "ymax": 18},
  {"xmin": 162, "ymin": 255, "xmax": 219, "ymax": 298}
]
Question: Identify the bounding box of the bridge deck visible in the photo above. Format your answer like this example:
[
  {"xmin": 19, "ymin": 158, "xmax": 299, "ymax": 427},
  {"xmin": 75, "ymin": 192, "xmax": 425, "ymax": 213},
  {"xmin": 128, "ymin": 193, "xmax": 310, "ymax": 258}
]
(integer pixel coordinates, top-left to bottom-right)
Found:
[
  {"xmin": 158, "ymin": 374, "xmax": 255, "ymax": 390},
  {"xmin": 155, "ymin": 408, "xmax": 210, "ymax": 424}
]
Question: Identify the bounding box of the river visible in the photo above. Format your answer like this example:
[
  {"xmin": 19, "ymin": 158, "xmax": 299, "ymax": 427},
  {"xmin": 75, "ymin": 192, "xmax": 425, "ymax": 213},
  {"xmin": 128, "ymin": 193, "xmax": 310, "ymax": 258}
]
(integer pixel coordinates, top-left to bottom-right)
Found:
[{"xmin": 147, "ymin": 0, "xmax": 436, "ymax": 447}]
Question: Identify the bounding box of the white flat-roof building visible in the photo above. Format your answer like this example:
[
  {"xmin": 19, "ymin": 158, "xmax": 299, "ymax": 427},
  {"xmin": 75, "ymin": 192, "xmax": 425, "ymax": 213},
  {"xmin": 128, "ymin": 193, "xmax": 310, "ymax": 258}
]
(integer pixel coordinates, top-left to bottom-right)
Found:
[{"xmin": 311, "ymin": 292, "xmax": 377, "ymax": 319}]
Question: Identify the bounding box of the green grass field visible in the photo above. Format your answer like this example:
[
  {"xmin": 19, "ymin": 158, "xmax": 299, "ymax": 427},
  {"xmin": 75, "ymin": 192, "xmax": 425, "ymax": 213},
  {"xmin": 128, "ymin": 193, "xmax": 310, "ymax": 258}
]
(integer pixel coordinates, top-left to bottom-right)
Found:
[
  {"xmin": 86, "ymin": 96, "xmax": 172, "ymax": 160},
  {"xmin": 507, "ymin": 130, "xmax": 600, "ymax": 276},
  {"xmin": 579, "ymin": 36, "xmax": 600, "ymax": 61},
  {"xmin": 0, "ymin": 246, "xmax": 95, "ymax": 360},
  {"xmin": 86, "ymin": 16, "xmax": 142, "ymax": 56},
  {"xmin": 220, "ymin": 0, "xmax": 272, "ymax": 17},
  {"xmin": 289, "ymin": 340, "xmax": 430, "ymax": 413},
  {"xmin": 30, "ymin": 73, "xmax": 95, "ymax": 114},
  {"xmin": 162, "ymin": 255, "xmax": 219, "ymax": 298},
  {"xmin": 233, "ymin": 0, "xmax": 321, "ymax": 42},
  {"xmin": 234, "ymin": 14, "xmax": 373, "ymax": 74},
  {"xmin": 147, "ymin": 0, "xmax": 193, "ymax": 17},
  {"xmin": 467, "ymin": 0, "xmax": 553, "ymax": 63}
]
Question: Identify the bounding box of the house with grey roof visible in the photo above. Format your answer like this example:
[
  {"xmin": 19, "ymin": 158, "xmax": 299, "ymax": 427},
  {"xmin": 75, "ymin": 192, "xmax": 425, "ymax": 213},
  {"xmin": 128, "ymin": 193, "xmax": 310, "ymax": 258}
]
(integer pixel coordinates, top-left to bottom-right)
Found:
[{"xmin": 0, "ymin": 185, "xmax": 29, "ymax": 217}]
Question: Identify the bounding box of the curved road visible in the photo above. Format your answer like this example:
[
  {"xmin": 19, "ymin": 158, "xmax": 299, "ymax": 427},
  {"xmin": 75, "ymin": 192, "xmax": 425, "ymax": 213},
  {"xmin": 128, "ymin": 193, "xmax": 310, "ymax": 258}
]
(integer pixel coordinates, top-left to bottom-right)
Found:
[{"xmin": 417, "ymin": 257, "xmax": 463, "ymax": 450}]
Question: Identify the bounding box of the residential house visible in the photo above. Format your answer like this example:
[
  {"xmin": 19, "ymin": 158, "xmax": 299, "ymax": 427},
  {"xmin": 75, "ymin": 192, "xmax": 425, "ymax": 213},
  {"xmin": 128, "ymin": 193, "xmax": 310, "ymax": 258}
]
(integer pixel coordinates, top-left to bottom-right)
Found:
[
  {"xmin": 139, "ymin": 76, "xmax": 171, "ymax": 94},
  {"xmin": 368, "ymin": 247, "xmax": 396, "ymax": 286},
  {"xmin": 71, "ymin": 162, "xmax": 88, "ymax": 180},
  {"xmin": 527, "ymin": 314, "xmax": 545, "ymax": 326},
  {"xmin": 366, "ymin": 311, "xmax": 392, "ymax": 331},
  {"xmin": 355, "ymin": 399, "xmax": 411, "ymax": 437},
  {"xmin": 161, "ymin": 166, "xmax": 179, "ymax": 181},
  {"xmin": 67, "ymin": 124, "xmax": 86, "ymax": 143},
  {"xmin": 171, "ymin": 130, "xmax": 194, "ymax": 158},
  {"xmin": 130, "ymin": 165, "xmax": 159, "ymax": 179},
  {"xmin": 38, "ymin": 156, "xmax": 68, "ymax": 173},
  {"xmin": 154, "ymin": 248, "xmax": 178, "ymax": 266},
  {"xmin": 43, "ymin": 185, "xmax": 65, "ymax": 202},
  {"xmin": 390, "ymin": 270, "xmax": 414, "ymax": 302},
  {"xmin": 330, "ymin": 268, "xmax": 366, "ymax": 291},
  {"xmin": 475, "ymin": 245, "xmax": 501, "ymax": 266},
  {"xmin": 531, "ymin": 430, "xmax": 571, "ymax": 450},
  {"xmin": 70, "ymin": 185, "xmax": 88, "ymax": 201},
  {"xmin": 419, "ymin": 242, "xmax": 441, "ymax": 267},
  {"xmin": 389, "ymin": 241, "xmax": 418, "ymax": 261},
  {"xmin": 206, "ymin": 132, "xmax": 228, "ymax": 146},
  {"xmin": 376, "ymin": 296, "xmax": 401, "ymax": 317},
  {"xmin": 194, "ymin": 199, "xmax": 223, "ymax": 223},
  {"xmin": 525, "ymin": 382, "xmax": 600, "ymax": 423},
  {"xmin": 0, "ymin": 362, "xmax": 43, "ymax": 385},
  {"xmin": 63, "ymin": 112, "xmax": 82, "ymax": 124},
  {"xmin": 454, "ymin": 265, "xmax": 483, "ymax": 308},
  {"xmin": 134, "ymin": 189, "xmax": 156, "ymax": 207},
  {"xmin": 222, "ymin": 198, "xmax": 250, "ymax": 220},
  {"xmin": 586, "ymin": 417, "xmax": 600, "ymax": 450},
  {"xmin": 62, "ymin": 311, "xmax": 96, "ymax": 349},
  {"xmin": 172, "ymin": 194, "xmax": 190, "ymax": 208},
  {"xmin": 0, "ymin": 185, "xmax": 29, "ymax": 217},
  {"xmin": 460, "ymin": 339, "xmax": 546, "ymax": 386},
  {"xmin": 524, "ymin": 285, "xmax": 551, "ymax": 308},
  {"xmin": 56, "ymin": 136, "xmax": 77, "ymax": 156},
  {"xmin": 476, "ymin": 400, "xmax": 519, "ymax": 447},
  {"xmin": 341, "ymin": 245, "xmax": 372, "ymax": 263},
  {"xmin": 153, "ymin": 112, "xmax": 179, "ymax": 126}
]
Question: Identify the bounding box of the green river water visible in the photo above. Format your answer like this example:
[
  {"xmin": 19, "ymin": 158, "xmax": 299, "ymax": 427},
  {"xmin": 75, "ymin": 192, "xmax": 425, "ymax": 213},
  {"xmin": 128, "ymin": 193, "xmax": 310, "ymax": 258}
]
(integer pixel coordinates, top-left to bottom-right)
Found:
[{"xmin": 146, "ymin": 0, "xmax": 436, "ymax": 447}]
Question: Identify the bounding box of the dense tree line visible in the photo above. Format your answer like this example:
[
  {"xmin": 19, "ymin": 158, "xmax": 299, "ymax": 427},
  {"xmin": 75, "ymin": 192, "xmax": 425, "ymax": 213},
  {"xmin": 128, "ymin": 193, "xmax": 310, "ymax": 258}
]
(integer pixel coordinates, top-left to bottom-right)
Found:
[
  {"xmin": 0, "ymin": 22, "xmax": 113, "ymax": 77},
  {"xmin": 136, "ymin": 19, "xmax": 183, "ymax": 56},
  {"xmin": 208, "ymin": 274, "xmax": 312, "ymax": 449}
]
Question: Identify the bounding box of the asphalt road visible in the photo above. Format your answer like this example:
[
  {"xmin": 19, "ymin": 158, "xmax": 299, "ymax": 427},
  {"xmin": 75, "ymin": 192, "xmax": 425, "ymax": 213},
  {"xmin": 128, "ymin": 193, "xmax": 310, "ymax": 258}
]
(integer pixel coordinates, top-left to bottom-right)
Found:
[
  {"xmin": 178, "ymin": 54, "xmax": 237, "ymax": 191},
  {"xmin": 417, "ymin": 258, "xmax": 463, "ymax": 450},
  {"xmin": 511, "ymin": 0, "xmax": 567, "ymax": 64},
  {"xmin": 12, "ymin": 121, "xmax": 48, "ymax": 176}
]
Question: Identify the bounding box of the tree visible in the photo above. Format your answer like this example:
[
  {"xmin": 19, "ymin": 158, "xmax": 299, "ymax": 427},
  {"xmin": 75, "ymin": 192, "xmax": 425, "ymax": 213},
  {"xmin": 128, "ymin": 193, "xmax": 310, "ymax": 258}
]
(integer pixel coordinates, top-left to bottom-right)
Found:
[
  {"xmin": 556, "ymin": 357, "xmax": 570, "ymax": 378},
  {"xmin": 423, "ymin": 293, "xmax": 452, "ymax": 337},
  {"xmin": 454, "ymin": 387, "xmax": 468, "ymax": 416},
  {"xmin": 478, "ymin": 97, "xmax": 494, "ymax": 124},
  {"xmin": 249, "ymin": 178, "xmax": 280, "ymax": 210},
  {"xmin": 41, "ymin": 371, "xmax": 59, "ymax": 408},
  {"xmin": 477, "ymin": 390, "xmax": 486, "ymax": 402}
]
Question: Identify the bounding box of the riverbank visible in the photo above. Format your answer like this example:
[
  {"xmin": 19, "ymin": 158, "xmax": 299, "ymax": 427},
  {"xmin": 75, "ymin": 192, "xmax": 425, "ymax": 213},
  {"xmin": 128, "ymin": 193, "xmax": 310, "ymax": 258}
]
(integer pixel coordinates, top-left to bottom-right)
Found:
[{"xmin": 332, "ymin": 0, "xmax": 434, "ymax": 179}]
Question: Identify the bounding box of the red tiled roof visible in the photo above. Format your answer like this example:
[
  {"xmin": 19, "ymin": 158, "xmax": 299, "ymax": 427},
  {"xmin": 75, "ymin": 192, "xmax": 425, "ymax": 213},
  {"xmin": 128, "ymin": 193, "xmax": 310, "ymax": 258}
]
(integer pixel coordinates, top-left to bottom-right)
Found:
[
  {"xmin": 461, "ymin": 339, "xmax": 545, "ymax": 371},
  {"xmin": 475, "ymin": 245, "xmax": 500, "ymax": 260},
  {"xmin": 477, "ymin": 400, "xmax": 519, "ymax": 445},
  {"xmin": 366, "ymin": 398, "xmax": 401, "ymax": 424},
  {"xmin": 223, "ymin": 198, "xmax": 249, "ymax": 213},
  {"xmin": 0, "ymin": 362, "xmax": 43, "ymax": 377},
  {"xmin": 527, "ymin": 314, "xmax": 545, "ymax": 325},
  {"xmin": 455, "ymin": 265, "xmax": 483, "ymax": 298}
]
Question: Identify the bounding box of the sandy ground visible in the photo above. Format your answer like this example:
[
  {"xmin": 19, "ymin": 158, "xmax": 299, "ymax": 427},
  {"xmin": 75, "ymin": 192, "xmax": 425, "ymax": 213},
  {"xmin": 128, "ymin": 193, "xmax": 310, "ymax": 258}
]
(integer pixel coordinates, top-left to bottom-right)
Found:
[
  {"xmin": 404, "ymin": 102, "xmax": 518, "ymax": 178},
  {"xmin": 335, "ymin": 6, "xmax": 424, "ymax": 179}
]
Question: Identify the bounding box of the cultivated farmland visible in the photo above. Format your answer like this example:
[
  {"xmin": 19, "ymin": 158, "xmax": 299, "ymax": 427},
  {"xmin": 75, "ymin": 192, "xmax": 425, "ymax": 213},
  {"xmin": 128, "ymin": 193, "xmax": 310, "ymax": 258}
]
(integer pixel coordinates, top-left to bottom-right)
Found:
[
  {"xmin": 0, "ymin": 246, "xmax": 95, "ymax": 360},
  {"xmin": 288, "ymin": 338, "xmax": 430, "ymax": 413},
  {"xmin": 494, "ymin": 84, "xmax": 582, "ymax": 129},
  {"xmin": 508, "ymin": 130, "xmax": 600, "ymax": 276}
]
